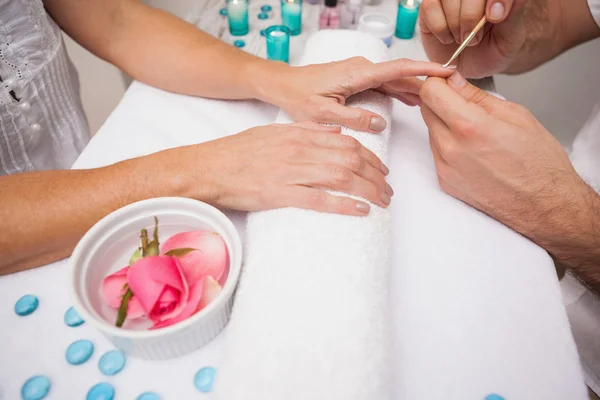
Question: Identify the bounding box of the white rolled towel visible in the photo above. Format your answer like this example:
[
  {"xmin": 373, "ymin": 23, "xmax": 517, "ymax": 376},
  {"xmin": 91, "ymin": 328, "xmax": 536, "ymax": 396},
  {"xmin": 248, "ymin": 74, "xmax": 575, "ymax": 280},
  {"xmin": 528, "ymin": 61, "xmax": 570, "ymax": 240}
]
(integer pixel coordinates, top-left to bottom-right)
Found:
[{"xmin": 214, "ymin": 31, "xmax": 393, "ymax": 400}]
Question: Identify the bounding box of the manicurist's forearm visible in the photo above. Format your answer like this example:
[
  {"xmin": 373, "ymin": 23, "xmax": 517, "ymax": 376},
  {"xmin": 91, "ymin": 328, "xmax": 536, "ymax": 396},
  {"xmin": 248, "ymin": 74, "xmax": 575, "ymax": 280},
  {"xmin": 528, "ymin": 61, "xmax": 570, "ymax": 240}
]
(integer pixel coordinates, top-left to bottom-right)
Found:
[
  {"xmin": 44, "ymin": 0, "xmax": 286, "ymax": 101},
  {"xmin": 504, "ymin": 0, "xmax": 600, "ymax": 74},
  {"xmin": 523, "ymin": 182, "xmax": 600, "ymax": 292},
  {"xmin": 0, "ymin": 150, "xmax": 199, "ymax": 275}
]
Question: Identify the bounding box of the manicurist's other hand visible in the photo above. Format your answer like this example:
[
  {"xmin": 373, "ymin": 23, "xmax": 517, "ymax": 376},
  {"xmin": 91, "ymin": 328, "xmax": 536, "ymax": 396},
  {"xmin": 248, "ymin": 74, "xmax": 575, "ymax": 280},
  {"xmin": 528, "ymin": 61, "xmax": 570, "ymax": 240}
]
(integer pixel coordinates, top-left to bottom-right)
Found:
[
  {"xmin": 419, "ymin": 72, "xmax": 594, "ymax": 240},
  {"xmin": 419, "ymin": 0, "xmax": 527, "ymax": 78},
  {"xmin": 259, "ymin": 57, "xmax": 454, "ymax": 133},
  {"xmin": 175, "ymin": 122, "xmax": 392, "ymax": 216}
]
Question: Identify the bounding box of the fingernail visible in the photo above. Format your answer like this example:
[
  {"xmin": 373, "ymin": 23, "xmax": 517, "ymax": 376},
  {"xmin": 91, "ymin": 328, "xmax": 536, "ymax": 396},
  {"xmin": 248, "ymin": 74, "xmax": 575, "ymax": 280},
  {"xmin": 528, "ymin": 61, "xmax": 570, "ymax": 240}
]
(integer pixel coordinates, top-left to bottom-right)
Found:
[
  {"xmin": 385, "ymin": 183, "xmax": 394, "ymax": 196},
  {"xmin": 445, "ymin": 65, "xmax": 458, "ymax": 70},
  {"xmin": 442, "ymin": 35, "xmax": 454, "ymax": 45},
  {"xmin": 380, "ymin": 163, "xmax": 390, "ymax": 175},
  {"xmin": 381, "ymin": 192, "xmax": 391, "ymax": 206},
  {"xmin": 356, "ymin": 202, "xmax": 370, "ymax": 213},
  {"xmin": 369, "ymin": 117, "xmax": 387, "ymax": 132},
  {"xmin": 449, "ymin": 72, "xmax": 467, "ymax": 88},
  {"xmin": 489, "ymin": 2, "xmax": 505, "ymax": 21}
]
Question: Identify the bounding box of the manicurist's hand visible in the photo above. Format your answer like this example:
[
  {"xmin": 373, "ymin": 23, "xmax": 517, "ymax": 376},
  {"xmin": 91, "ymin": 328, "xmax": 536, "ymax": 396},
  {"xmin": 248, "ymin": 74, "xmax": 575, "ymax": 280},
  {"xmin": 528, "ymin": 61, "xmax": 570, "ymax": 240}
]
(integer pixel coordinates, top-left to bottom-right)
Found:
[
  {"xmin": 180, "ymin": 122, "xmax": 392, "ymax": 215},
  {"xmin": 419, "ymin": 0, "xmax": 527, "ymax": 78},
  {"xmin": 419, "ymin": 72, "xmax": 597, "ymax": 243},
  {"xmin": 258, "ymin": 57, "xmax": 454, "ymax": 133}
]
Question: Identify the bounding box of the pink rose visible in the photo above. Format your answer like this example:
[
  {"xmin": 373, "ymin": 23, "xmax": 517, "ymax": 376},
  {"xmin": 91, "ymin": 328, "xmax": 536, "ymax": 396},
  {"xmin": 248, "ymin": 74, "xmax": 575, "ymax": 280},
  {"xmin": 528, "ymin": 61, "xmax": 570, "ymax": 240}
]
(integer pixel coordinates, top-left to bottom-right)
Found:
[
  {"xmin": 161, "ymin": 231, "xmax": 228, "ymax": 285},
  {"xmin": 127, "ymin": 256, "xmax": 223, "ymax": 329}
]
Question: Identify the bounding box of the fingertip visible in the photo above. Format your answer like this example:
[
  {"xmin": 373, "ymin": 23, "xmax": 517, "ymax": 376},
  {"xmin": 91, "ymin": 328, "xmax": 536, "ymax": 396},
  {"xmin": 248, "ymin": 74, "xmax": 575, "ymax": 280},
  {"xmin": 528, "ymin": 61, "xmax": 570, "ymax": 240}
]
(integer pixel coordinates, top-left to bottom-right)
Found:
[
  {"xmin": 447, "ymin": 71, "xmax": 467, "ymax": 88},
  {"xmin": 487, "ymin": 1, "xmax": 507, "ymax": 22},
  {"xmin": 369, "ymin": 116, "xmax": 387, "ymax": 132}
]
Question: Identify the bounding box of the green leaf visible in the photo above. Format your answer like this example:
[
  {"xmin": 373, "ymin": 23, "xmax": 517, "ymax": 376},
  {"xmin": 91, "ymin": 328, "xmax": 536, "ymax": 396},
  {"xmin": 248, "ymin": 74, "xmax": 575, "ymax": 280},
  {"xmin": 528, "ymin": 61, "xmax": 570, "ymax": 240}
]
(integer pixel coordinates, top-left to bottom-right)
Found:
[
  {"xmin": 116, "ymin": 288, "xmax": 133, "ymax": 328},
  {"xmin": 129, "ymin": 248, "xmax": 142, "ymax": 266},
  {"xmin": 164, "ymin": 248, "xmax": 197, "ymax": 258}
]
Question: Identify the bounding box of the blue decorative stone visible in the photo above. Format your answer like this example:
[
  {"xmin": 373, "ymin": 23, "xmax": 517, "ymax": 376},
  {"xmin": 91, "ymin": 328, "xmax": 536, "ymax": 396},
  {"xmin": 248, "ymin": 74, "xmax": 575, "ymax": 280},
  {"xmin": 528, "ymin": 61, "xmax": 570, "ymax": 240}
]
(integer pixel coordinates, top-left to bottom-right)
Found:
[
  {"xmin": 66, "ymin": 339, "xmax": 94, "ymax": 365},
  {"xmin": 233, "ymin": 40, "xmax": 246, "ymax": 48},
  {"xmin": 219, "ymin": 7, "xmax": 227, "ymax": 16},
  {"xmin": 260, "ymin": 29, "xmax": 266, "ymax": 36},
  {"xmin": 15, "ymin": 295, "xmax": 39, "ymax": 316},
  {"xmin": 194, "ymin": 367, "xmax": 217, "ymax": 393},
  {"xmin": 21, "ymin": 376, "xmax": 50, "ymax": 400},
  {"xmin": 136, "ymin": 392, "xmax": 160, "ymax": 400},
  {"xmin": 260, "ymin": 4, "xmax": 272, "ymax": 12},
  {"xmin": 64, "ymin": 306, "xmax": 85, "ymax": 327},
  {"xmin": 258, "ymin": 12, "xmax": 269, "ymax": 19},
  {"xmin": 484, "ymin": 395, "xmax": 505, "ymax": 400},
  {"xmin": 98, "ymin": 350, "xmax": 126, "ymax": 376},
  {"xmin": 86, "ymin": 383, "xmax": 115, "ymax": 400}
]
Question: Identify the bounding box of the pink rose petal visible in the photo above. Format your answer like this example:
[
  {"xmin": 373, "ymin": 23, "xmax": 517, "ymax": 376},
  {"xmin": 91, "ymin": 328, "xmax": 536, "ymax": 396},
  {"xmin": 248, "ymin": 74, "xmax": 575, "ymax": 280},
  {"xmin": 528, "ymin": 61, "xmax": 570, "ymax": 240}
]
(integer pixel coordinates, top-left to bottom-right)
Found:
[
  {"xmin": 161, "ymin": 231, "xmax": 228, "ymax": 285},
  {"xmin": 150, "ymin": 280, "xmax": 205, "ymax": 330},
  {"xmin": 128, "ymin": 256, "xmax": 186, "ymax": 316},
  {"xmin": 101, "ymin": 266, "xmax": 146, "ymax": 319},
  {"xmin": 101, "ymin": 266, "xmax": 130, "ymax": 308},
  {"xmin": 127, "ymin": 296, "xmax": 146, "ymax": 319},
  {"xmin": 198, "ymin": 276, "xmax": 222, "ymax": 311}
]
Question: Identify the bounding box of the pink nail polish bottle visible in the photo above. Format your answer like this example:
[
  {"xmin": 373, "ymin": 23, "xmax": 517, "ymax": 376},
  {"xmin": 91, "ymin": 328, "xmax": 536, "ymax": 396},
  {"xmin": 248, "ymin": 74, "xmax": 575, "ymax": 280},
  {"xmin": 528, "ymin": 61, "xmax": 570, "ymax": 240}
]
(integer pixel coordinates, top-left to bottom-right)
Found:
[{"xmin": 319, "ymin": 0, "xmax": 340, "ymax": 29}]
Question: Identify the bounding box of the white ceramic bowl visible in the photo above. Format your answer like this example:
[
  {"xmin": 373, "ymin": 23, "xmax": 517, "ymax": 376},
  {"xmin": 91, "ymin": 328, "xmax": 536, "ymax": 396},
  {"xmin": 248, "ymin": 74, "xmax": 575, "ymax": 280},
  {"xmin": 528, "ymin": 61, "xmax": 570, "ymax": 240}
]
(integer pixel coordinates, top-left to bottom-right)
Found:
[{"xmin": 70, "ymin": 197, "xmax": 242, "ymax": 360}]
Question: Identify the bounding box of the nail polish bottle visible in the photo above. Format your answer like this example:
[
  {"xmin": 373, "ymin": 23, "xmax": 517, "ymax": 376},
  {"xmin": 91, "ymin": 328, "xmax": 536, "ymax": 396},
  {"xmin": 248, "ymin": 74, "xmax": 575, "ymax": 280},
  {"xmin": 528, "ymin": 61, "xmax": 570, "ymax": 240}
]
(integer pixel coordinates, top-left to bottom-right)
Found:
[
  {"xmin": 319, "ymin": 0, "xmax": 340, "ymax": 29},
  {"xmin": 340, "ymin": 0, "xmax": 363, "ymax": 29}
]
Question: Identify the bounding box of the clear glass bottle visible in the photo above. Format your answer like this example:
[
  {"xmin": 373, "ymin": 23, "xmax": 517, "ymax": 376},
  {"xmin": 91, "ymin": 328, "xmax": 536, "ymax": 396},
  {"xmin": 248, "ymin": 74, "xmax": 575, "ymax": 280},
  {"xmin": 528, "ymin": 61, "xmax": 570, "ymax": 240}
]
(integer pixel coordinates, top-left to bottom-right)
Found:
[
  {"xmin": 319, "ymin": 0, "xmax": 340, "ymax": 29},
  {"xmin": 363, "ymin": 0, "xmax": 382, "ymax": 5},
  {"xmin": 340, "ymin": 0, "xmax": 363, "ymax": 29}
]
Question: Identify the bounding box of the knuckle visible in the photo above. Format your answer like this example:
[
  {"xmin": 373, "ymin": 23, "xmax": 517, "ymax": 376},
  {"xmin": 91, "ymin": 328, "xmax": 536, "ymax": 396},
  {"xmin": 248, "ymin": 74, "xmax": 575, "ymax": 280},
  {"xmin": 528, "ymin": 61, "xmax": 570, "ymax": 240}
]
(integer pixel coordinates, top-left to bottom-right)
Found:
[
  {"xmin": 331, "ymin": 166, "xmax": 352, "ymax": 186},
  {"xmin": 350, "ymin": 56, "xmax": 369, "ymax": 65},
  {"xmin": 345, "ymin": 150, "xmax": 363, "ymax": 171},
  {"xmin": 462, "ymin": 10, "xmax": 481, "ymax": 26},
  {"xmin": 316, "ymin": 103, "xmax": 331, "ymax": 120},
  {"xmin": 438, "ymin": 141, "xmax": 459, "ymax": 162},
  {"xmin": 468, "ymin": 90, "xmax": 490, "ymax": 106},
  {"xmin": 455, "ymin": 119, "xmax": 478, "ymax": 138},
  {"xmin": 509, "ymin": 103, "xmax": 531, "ymax": 117},
  {"xmin": 342, "ymin": 135, "xmax": 360, "ymax": 150}
]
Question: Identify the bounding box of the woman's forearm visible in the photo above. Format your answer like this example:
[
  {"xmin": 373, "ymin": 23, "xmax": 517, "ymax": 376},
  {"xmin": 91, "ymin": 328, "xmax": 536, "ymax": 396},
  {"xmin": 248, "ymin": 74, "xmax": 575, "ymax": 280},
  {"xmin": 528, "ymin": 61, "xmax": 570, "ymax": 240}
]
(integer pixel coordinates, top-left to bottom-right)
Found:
[
  {"xmin": 0, "ymin": 150, "xmax": 199, "ymax": 275},
  {"xmin": 504, "ymin": 0, "xmax": 600, "ymax": 74},
  {"xmin": 44, "ymin": 0, "xmax": 286, "ymax": 102}
]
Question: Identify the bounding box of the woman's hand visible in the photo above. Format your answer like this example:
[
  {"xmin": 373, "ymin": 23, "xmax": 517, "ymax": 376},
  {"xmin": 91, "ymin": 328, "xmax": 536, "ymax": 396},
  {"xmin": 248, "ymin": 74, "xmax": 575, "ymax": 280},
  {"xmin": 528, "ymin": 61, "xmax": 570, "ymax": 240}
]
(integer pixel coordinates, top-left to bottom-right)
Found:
[
  {"xmin": 178, "ymin": 122, "xmax": 392, "ymax": 216},
  {"xmin": 419, "ymin": 0, "xmax": 527, "ymax": 78},
  {"xmin": 258, "ymin": 57, "xmax": 454, "ymax": 133}
]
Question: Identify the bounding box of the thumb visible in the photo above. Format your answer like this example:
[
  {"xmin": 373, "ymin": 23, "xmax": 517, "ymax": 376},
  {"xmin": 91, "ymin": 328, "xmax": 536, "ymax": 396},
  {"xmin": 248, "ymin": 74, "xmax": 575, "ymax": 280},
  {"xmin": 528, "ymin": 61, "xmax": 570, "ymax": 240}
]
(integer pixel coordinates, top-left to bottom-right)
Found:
[
  {"xmin": 446, "ymin": 72, "xmax": 505, "ymax": 112},
  {"xmin": 486, "ymin": 0, "xmax": 527, "ymax": 58}
]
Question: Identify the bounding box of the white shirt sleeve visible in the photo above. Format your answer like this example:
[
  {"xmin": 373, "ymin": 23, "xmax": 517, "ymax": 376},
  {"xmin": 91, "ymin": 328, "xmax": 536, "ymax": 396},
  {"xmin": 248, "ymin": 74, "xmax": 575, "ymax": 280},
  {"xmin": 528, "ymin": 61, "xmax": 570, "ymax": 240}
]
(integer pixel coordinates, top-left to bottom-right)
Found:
[{"xmin": 589, "ymin": 0, "xmax": 600, "ymax": 28}]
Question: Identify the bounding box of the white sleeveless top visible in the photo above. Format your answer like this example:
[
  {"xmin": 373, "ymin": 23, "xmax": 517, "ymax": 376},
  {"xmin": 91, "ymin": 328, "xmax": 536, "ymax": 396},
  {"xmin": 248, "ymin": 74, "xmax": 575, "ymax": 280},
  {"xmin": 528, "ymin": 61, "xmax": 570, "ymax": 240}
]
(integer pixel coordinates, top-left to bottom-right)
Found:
[{"xmin": 0, "ymin": 0, "xmax": 89, "ymax": 175}]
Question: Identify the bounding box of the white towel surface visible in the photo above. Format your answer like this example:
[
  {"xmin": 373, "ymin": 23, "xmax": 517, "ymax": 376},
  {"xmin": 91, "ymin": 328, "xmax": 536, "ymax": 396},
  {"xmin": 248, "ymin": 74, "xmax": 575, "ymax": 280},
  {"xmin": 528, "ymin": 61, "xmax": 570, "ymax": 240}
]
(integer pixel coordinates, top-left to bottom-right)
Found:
[
  {"xmin": 0, "ymin": 31, "xmax": 587, "ymax": 399},
  {"xmin": 214, "ymin": 31, "xmax": 393, "ymax": 400},
  {"xmin": 387, "ymin": 96, "xmax": 586, "ymax": 399}
]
